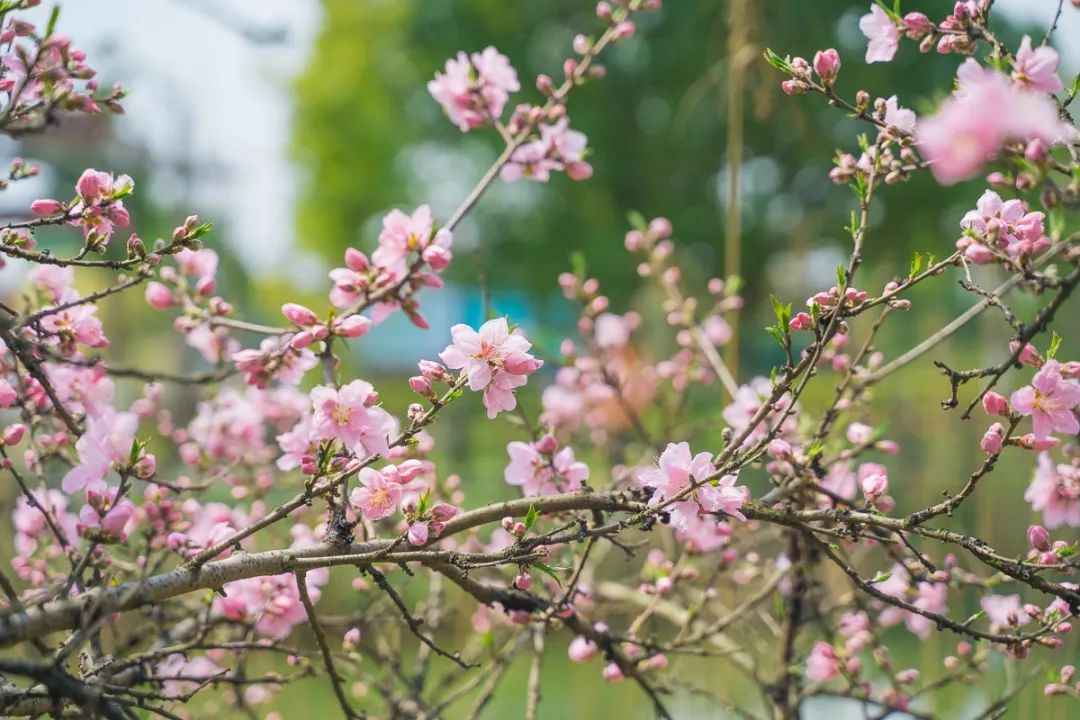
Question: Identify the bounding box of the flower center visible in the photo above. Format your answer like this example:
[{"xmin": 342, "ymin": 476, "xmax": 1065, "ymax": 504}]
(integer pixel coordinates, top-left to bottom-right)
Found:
[{"xmin": 331, "ymin": 404, "xmax": 354, "ymax": 425}]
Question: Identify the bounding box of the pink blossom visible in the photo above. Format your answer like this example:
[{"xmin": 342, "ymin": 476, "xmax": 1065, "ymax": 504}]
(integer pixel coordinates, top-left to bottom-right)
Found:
[
  {"xmin": 438, "ymin": 318, "xmax": 542, "ymax": 418},
  {"xmin": 1012, "ymin": 36, "xmax": 1062, "ymax": 94},
  {"xmin": 78, "ymin": 482, "xmax": 136, "ymax": 542},
  {"xmin": 310, "ymin": 380, "xmax": 396, "ymax": 455},
  {"xmin": 13, "ymin": 486, "xmax": 78, "ymax": 556},
  {"xmin": 428, "ymin": 47, "xmax": 519, "ymax": 131},
  {"xmin": 157, "ymin": 654, "xmax": 224, "ymax": 698},
  {"xmin": 504, "ymin": 440, "xmax": 589, "ymax": 496},
  {"xmin": 1025, "ymin": 453, "xmax": 1080, "ymax": 529},
  {"xmin": 806, "ymin": 642, "xmax": 840, "ymax": 682},
  {"xmin": 568, "ymin": 636, "xmax": 598, "ymax": 662},
  {"xmin": 233, "ymin": 338, "xmax": 318, "ymax": 388},
  {"xmin": 1010, "ymin": 360, "xmax": 1080, "ymax": 439},
  {"xmin": 144, "ymin": 281, "xmax": 173, "ymax": 310},
  {"xmin": 812, "ymin": 49, "xmax": 840, "ymax": 84},
  {"xmin": 980, "ymin": 423, "xmax": 1005, "ymax": 454},
  {"xmin": 174, "ymin": 248, "xmax": 219, "ymax": 284},
  {"xmin": 918, "ymin": 60, "xmax": 1071, "ymax": 185},
  {"xmin": 594, "ymin": 312, "xmax": 631, "ymax": 349},
  {"xmin": 639, "ymin": 442, "xmax": 714, "ymax": 504},
  {"xmin": 372, "ymin": 205, "xmax": 453, "ymax": 281},
  {"xmin": 62, "ymin": 410, "xmax": 139, "ymax": 493},
  {"xmin": 276, "ymin": 416, "xmax": 315, "ymax": 471},
  {"xmin": 29, "ymin": 265, "xmax": 74, "ymax": 301},
  {"xmin": 216, "ymin": 572, "xmax": 325, "ymax": 638},
  {"xmin": 883, "ymin": 95, "xmax": 916, "ymax": 133},
  {"xmin": 37, "ymin": 291, "xmax": 108, "ymax": 352},
  {"xmin": 859, "ymin": 5, "xmax": 898, "ymax": 63},
  {"xmin": 959, "ymin": 190, "xmax": 1048, "ymax": 259},
  {"xmin": 981, "ymin": 594, "xmax": 1032, "ymax": 632},
  {"xmin": 981, "ymin": 391, "xmax": 1009, "ymax": 416},
  {"xmin": 502, "ymin": 118, "xmax": 592, "ymax": 183},
  {"xmin": 350, "ymin": 467, "xmax": 403, "ymax": 521},
  {"xmin": 722, "ymin": 377, "xmax": 796, "ymax": 443}
]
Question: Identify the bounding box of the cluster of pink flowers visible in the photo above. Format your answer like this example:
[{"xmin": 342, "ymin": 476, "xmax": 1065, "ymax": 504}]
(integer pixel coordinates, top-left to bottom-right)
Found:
[
  {"xmin": 326, "ymin": 204, "xmax": 453, "ymax": 329},
  {"xmin": 308, "ymin": 379, "xmax": 397, "ymax": 458},
  {"xmin": 918, "ymin": 58, "xmax": 1069, "ymax": 185},
  {"xmin": 504, "ymin": 434, "xmax": 589, "ymax": 496},
  {"xmin": 0, "ymin": 15, "xmax": 124, "ymax": 128},
  {"xmin": 428, "ymin": 46, "xmax": 520, "ymax": 132},
  {"xmin": 957, "ymin": 190, "xmax": 1050, "ymax": 264},
  {"xmin": 722, "ymin": 377, "xmax": 798, "ymax": 444},
  {"xmin": 638, "ymin": 442, "xmax": 749, "ymax": 551},
  {"xmin": 216, "ymin": 569, "xmax": 328, "ymax": 639},
  {"xmin": 439, "ymin": 318, "xmax": 542, "ymax": 418},
  {"xmin": 31, "ymin": 168, "xmax": 133, "ymax": 249},
  {"xmin": 501, "ymin": 118, "xmax": 593, "ymax": 182}
]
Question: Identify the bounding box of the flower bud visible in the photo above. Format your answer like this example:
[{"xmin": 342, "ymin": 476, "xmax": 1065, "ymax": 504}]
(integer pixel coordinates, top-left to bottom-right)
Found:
[{"xmin": 1027, "ymin": 524, "xmax": 1051, "ymax": 552}]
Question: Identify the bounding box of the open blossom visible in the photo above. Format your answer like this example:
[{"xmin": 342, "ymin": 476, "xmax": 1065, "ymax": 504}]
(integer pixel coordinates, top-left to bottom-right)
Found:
[
  {"xmin": 980, "ymin": 594, "xmax": 1032, "ymax": 632},
  {"xmin": 1025, "ymin": 453, "xmax": 1080, "ymax": 529},
  {"xmin": 216, "ymin": 572, "xmax": 327, "ymax": 639},
  {"xmin": 36, "ymin": 291, "xmax": 109, "ymax": 353},
  {"xmin": 350, "ymin": 467, "xmax": 403, "ymax": 521},
  {"xmin": 78, "ymin": 482, "xmax": 136, "ymax": 542},
  {"xmin": 806, "ymin": 642, "xmax": 840, "ymax": 682},
  {"xmin": 877, "ymin": 570, "xmax": 948, "ymax": 640},
  {"xmin": 62, "ymin": 410, "xmax": 140, "ymax": 493},
  {"xmin": 372, "ymin": 205, "xmax": 453, "ymax": 281},
  {"xmin": 883, "ymin": 95, "xmax": 916, "ymax": 134},
  {"xmin": 722, "ymin": 377, "xmax": 797, "ymax": 443},
  {"xmin": 504, "ymin": 440, "xmax": 589, "ymax": 496},
  {"xmin": 501, "ymin": 118, "xmax": 592, "ymax": 182},
  {"xmin": 640, "ymin": 442, "xmax": 714, "ymax": 504},
  {"xmin": 428, "ymin": 46, "xmax": 519, "ymax": 131},
  {"xmin": 1009, "ymin": 360, "xmax": 1080, "ymax": 439},
  {"xmin": 13, "ymin": 486, "xmax": 78, "ymax": 556},
  {"xmin": 958, "ymin": 190, "xmax": 1048, "ymax": 261},
  {"xmin": 859, "ymin": 4, "xmax": 898, "ymax": 63},
  {"xmin": 1011, "ymin": 36, "xmax": 1062, "ymax": 94},
  {"xmin": 918, "ymin": 60, "xmax": 1072, "ymax": 185},
  {"xmin": 310, "ymin": 380, "xmax": 396, "ymax": 455},
  {"xmin": 67, "ymin": 168, "xmax": 132, "ymax": 247},
  {"xmin": 233, "ymin": 338, "xmax": 318, "ymax": 388},
  {"xmin": 439, "ymin": 318, "xmax": 542, "ymax": 418}
]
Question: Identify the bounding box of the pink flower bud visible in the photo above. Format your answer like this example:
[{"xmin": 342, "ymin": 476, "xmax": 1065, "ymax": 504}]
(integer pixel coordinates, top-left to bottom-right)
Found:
[
  {"xmin": 861, "ymin": 473, "xmax": 888, "ymax": 500},
  {"xmin": 0, "ymin": 380, "xmax": 16, "ymax": 408},
  {"xmin": 342, "ymin": 627, "xmax": 361, "ymax": 650},
  {"xmin": 409, "ymin": 375, "xmax": 433, "ymax": 396},
  {"xmin": 601, "ymin": 662, "xmax": 624, "ymax": 682},
  {"xmin": 30, "ymin": 198, "xmax": 63, "ymax": 216},
  {"xmin": 3, "ymin": 424, "xmax": 26, "ymax": 446},
  {"xmin": 502, "ymin": 516, "xmax": 515, "ymax": 532},
  {"xmin": 135, "ymin": 454, "xmax": 156, "ymax": 479},
  {"xmin": 514, "ymin": 571, "xmax": 531, "ymax": 590},
  {"xmin": 536, "ymin": 73, "xmax": 554, "ymax": 94},
  {"xmin": 144, "ymin": 282, "xmax": 174, "ymax": 310},
  {"xmin": 535, "ymin": 434, "xmax": 558, "ymax": 454},
  {"xmin": 612, "ymin": 20, "xmax": 635, "ymax": 40},
  {"xmin": 648, "ymin": 217, "xmax": 672, "ymax": 238},
  {"xmin": 1028, "ymin": 524, "xmax": 1051, "ymax": 551},
  {"xmin": 981, "ymin": 391, "xmax": 1009, "ymax": 417},
  {"xmin": 903, "ymin": 12, "xmax": 932, "ymax": 37},
  {"xmin": 345, "ymin": 247, "xmax": 369, "ymax": 271},
  {"xmin": 282, "ymin": 303, "xmax": 318, "ymax": 327},
  {"xmin": 568, "ymin": 636, "xmax": 597, "ymax": 662},
  {"xmin": 407, "ymin": 522, "xmax": 429, "ymax": 546},
  {"xmin": 980, "ymin": 423, "xmax": 1005, "ymax": 454},
  {"xmin": 812, "ymin": 48, "xmax": 841, "ymax": 84},
  {"xmin": 1010, "ymin": 341, "xmax": 1043, "ymax": 368},
  {"xmin": 334, "ymin": 314, "xmax": 372, "ymax": 338},
  {"xmin": 789, "ymin": 312, "xmax": 813, "ymax": 331}
]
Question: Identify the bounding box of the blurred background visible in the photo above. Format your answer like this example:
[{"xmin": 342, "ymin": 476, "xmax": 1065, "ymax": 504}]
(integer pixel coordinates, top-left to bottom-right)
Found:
[{"xmin": 3, "ymin": 1, "xmax": 1080, "ymax": 717}]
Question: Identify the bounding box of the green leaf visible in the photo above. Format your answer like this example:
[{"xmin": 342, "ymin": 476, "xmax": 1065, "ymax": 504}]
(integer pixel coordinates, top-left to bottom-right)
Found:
[
  {"xmin": 725, "ymin": 275, "xmax": 744, "ymax": 295},
  {"xmin": 626, "ymin": 210, "xmax": 648, "ymax": 231},
  {"xmin": 1047, "ymin": 331, "xmax": 1062, "ymax": 360},
  {"xmin": 836, "ymin": 265, "xmax": 847, "ymax": 288},
  {"xmin": 186, "ymin": 222, "xmax": 214, "ymax": 241},
  {"xmin": 533, "ymin": 561, "xmax": 565, "ymax": 588},
  {"xmin": 870, "ymin": 571, "xmax": 891, "ymax": 584},
  {"xmin": 523, "ymin": 503, "xmax": 538, "ymax": 530},
  {"xmin": 45, "ymin": 6, "xmax": 60, "ymax": 38},
  {"xmin": 569, "ymin": 250, "xmax": 587, "ymax": 280},
  {"xmin": 769, "ymin": 294, "xmax": 791, "ymax": 326},
  {"xmin": 764, "ymin": 325, "xmax": 786, "ymax": 348},
  {"xmin": 909, "ymin": 251, "xmax": 923, "ymax": 276},
  {"xmin": 762, "ymin": 48, "xmax": 790, "ymax": 73}
]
